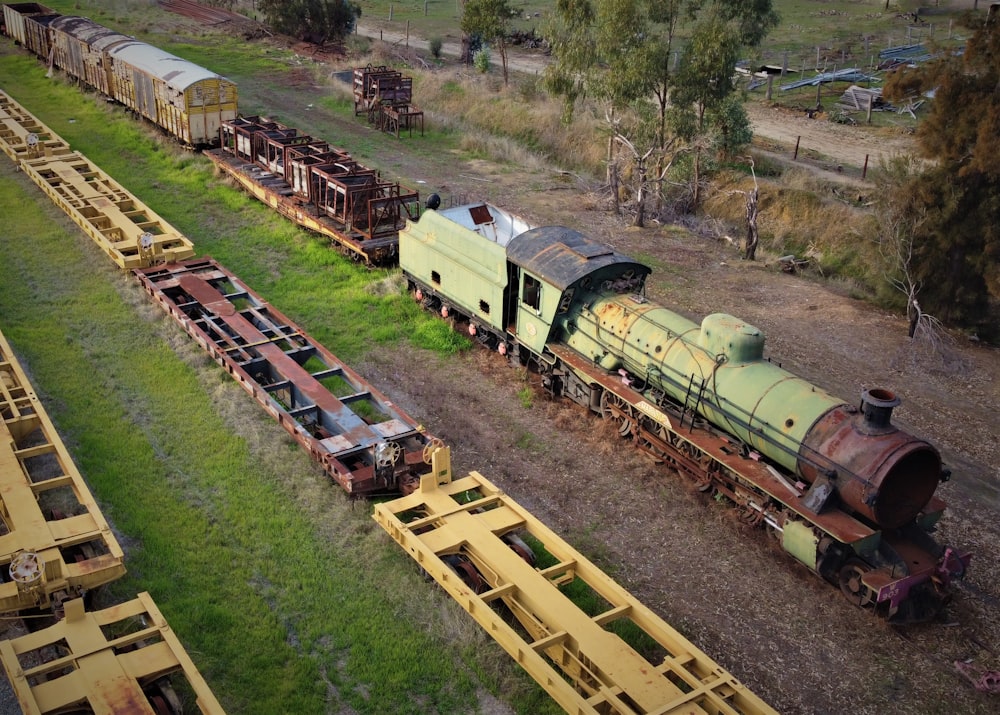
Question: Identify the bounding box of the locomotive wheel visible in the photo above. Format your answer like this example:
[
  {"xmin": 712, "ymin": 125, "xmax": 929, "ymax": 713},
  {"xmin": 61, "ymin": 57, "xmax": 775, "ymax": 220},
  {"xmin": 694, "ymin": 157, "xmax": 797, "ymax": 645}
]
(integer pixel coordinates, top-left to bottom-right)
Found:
[
  {"xmin": 600, "ymin": 392, "xmax": 633, "ymax": 437},
  {"xmin": 839, "ymin": 559, "xmax": 874, "ymax": 608}
]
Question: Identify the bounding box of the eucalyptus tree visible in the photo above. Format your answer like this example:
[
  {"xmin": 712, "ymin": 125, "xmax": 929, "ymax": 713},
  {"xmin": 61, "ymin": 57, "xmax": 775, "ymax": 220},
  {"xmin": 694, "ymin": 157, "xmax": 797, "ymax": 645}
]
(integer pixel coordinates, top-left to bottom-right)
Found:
[
  {"xmin": 257, "ymin": 0, "xmax": 360, "ymax": 43},
  {"xmin": 462, "ymin": 0, "xmax": 516, "ymax": 85},
  {"xmin": 545, "ymin": 0, "xmax": 777, "ymax": 220}
]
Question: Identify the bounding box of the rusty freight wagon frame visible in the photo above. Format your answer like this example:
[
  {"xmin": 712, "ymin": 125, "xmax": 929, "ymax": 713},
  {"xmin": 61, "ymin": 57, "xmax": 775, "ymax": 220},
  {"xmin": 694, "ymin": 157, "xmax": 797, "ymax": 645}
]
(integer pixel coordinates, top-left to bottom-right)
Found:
[
  {"xmin": 0, "ymin": 591, "xmax": 225, "ymax": 714},
  {"xmin": 134, "ymin": 258, "xmax": 436, "ymax": 496},
  {"xmin": 205, "ymin": 115, "xmax": 420, "ymax": 265},
  {"xmin": 0, "ymin": 328, "xmax": 126, "ymax": 614},
  {"xmin": 0, "ymin": 90, "xmax": 195, "ymax": 269},
  {"xmin": 375, "ymin": 447, "xmax": 779, "ymax": 715}
]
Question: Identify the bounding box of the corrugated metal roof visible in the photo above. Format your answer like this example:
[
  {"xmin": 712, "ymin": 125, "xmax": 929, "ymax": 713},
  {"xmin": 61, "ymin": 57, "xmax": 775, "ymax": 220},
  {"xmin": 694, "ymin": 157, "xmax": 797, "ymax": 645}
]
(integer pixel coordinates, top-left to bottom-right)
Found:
[
  {"xmin": 50, "ymin": 15, "xmax": 130, "ymax": 50},
  {"xmin": 108, "ymin": 39, "xmax": 229, "ymax": 91},
  {"xmin": 507, "ymin": 226, "xmax": 650, "ymax": 291}
]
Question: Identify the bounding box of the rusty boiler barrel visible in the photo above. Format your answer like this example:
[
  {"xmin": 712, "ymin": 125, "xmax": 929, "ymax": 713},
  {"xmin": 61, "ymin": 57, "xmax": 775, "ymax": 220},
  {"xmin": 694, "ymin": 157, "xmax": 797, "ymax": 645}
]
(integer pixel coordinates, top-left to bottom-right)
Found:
[{"xmin": 799, "ymin": 388, "xmax": 942, "ymax": 528}]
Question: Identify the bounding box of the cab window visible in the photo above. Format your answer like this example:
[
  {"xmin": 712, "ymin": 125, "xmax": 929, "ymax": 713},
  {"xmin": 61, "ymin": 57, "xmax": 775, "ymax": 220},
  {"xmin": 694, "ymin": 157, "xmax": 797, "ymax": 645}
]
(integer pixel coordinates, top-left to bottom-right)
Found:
[{"xmin": 522, "ymin": 275, "xmax": 541, "ymax": 310}]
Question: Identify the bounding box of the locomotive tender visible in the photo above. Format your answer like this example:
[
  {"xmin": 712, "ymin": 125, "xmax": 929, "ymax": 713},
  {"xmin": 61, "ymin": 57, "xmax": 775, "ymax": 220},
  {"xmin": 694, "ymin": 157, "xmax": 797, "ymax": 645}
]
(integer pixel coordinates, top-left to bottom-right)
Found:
[
  {"xmin": 2, "ymin": 2, "xmax": 237, "ymax": 146},
  {"xmin": 400, "ymin": 201, "xmax": 970, "ymax": 621}
]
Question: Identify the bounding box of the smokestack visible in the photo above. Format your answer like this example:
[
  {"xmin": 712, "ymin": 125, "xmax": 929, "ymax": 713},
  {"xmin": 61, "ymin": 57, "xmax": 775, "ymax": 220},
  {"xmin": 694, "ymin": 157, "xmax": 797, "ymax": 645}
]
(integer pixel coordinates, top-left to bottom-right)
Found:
[{"xmin": 860, "ymin": 388, "xmax": 901, "ymax": 431}]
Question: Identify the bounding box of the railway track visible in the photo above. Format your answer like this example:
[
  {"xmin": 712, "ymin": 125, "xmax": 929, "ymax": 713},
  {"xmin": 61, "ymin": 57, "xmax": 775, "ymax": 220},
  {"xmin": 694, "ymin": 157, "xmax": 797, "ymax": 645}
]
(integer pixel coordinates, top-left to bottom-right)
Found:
[{"xmin": 158, "ymin": 0, "xmax": 263, "ymax": 34}]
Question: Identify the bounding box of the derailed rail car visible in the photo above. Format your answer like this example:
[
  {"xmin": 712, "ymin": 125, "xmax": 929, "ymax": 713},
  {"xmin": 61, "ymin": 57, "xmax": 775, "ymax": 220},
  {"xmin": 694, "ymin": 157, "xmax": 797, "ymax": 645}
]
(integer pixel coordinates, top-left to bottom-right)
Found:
[
  {"xmin": 400, "ymin": 202, "xmax": 971, "ymax": 622},
  {"xmin": 0, "ymin": 328, "xmax": 126, "ymax": 614},
  {"xmin": 2, "ymin": 3, "xmax": 237, "ymax": 146}
]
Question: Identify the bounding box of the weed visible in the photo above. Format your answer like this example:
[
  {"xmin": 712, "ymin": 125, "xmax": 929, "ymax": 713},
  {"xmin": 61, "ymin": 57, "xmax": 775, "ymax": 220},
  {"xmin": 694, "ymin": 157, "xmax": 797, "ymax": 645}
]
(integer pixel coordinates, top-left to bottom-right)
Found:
[{"xmin": 517, "ymin": 386, "xmax": 534, "ymax": 409}]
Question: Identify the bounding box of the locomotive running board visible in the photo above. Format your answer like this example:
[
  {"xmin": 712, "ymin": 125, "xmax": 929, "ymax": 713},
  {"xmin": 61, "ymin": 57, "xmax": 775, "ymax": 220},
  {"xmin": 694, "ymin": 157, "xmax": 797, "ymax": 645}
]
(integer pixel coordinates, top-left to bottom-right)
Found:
[
  {"xmin": 547, "ymin": 344, "xmax": 878, "ymax": 545},
  {"xmin": 374, "ymin": 447, "xmax": 779, "ymax": 715}
]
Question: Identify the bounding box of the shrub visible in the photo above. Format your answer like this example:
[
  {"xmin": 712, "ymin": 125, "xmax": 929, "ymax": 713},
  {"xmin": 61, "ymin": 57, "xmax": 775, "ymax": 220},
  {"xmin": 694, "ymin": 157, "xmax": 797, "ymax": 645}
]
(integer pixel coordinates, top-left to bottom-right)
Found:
[
  {"xmin": 474, "ymin": 47, "xmax": 491, "ymax": 74},
  {"xmin": 429, "ymin": 36, "xmax": 443, "ymax": 59}
]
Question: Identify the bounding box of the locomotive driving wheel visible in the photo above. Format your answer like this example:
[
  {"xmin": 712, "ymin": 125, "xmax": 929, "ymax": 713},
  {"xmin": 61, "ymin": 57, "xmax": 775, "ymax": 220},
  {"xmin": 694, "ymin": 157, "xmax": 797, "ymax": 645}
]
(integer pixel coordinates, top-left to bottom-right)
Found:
[
  {"xmin": 839, "ymin": 559, "xmax": 875, "ymax": 608},
  {"xmin": 600, "ymin": 392, "xmax": 634, "ymax": 437}
]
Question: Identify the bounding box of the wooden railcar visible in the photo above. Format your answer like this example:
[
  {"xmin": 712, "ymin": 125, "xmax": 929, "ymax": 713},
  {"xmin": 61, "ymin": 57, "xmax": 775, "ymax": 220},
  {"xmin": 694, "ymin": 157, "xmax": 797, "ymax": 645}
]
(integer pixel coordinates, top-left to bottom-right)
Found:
[{"xmin": 2, "ymin": 3, "xmax": 237, "ymax": 146}]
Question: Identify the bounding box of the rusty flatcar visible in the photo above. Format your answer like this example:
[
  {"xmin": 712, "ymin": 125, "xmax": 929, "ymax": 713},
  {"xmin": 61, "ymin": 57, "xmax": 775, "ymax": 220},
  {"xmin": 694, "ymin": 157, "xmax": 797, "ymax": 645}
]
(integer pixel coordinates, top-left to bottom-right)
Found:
[{"xmin": 204, "ymin": 115, "xmax": 420, "ymax": 264}]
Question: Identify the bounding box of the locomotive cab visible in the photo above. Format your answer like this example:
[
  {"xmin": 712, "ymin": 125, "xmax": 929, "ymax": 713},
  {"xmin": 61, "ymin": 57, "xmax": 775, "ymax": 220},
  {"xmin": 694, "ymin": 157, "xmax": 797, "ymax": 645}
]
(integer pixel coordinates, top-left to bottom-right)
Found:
[{"xmin": 506, "ymin": 227, "xmax": 650, "ymax": 355}]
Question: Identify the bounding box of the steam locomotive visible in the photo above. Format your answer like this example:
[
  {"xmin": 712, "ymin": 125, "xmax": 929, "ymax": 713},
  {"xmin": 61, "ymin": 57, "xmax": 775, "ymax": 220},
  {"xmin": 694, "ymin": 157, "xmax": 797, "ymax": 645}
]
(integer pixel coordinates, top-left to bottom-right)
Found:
[{"xmin": 400, "ymin": 199, "xmax": 970, "ymax": 622}]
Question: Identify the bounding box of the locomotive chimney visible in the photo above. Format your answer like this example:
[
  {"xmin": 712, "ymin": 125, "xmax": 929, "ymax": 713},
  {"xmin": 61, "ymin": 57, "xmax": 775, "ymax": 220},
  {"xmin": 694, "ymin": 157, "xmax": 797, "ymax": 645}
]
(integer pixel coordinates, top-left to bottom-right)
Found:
[{"xmin": 860, "ymin": 388, "xmax": 900, "ymax": 431}]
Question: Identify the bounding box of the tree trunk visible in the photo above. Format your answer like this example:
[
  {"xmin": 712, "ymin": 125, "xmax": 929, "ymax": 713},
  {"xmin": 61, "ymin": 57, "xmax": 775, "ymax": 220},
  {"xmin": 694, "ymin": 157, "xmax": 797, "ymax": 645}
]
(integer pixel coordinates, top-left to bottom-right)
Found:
[
  {"xmin": 744, "ymin": 187, "xmax": 760, "ymax": 260},
  {"xmin": 690, "ymin": 147, "xmax": 701, "ymax": 212},
  {"xmin": 499, "ymin": 40, "xmax": 508, "ymax": 86},
  {"xmin": 632, "ymin": 156, "xmax": 647, "ymax": 227}
]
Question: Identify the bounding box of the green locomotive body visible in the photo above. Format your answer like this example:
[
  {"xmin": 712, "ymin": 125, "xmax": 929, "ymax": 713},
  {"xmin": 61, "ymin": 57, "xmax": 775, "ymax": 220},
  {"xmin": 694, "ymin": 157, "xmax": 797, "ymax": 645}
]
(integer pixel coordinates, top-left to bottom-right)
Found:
[{"xmin": 400, "ymin": 201, "xmax": 969, "ymax": 620}]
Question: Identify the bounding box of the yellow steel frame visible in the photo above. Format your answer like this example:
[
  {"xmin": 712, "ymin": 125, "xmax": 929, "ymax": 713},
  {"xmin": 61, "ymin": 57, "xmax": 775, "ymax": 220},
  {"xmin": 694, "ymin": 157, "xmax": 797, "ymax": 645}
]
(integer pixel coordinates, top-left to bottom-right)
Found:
[
  {"xmin": 0, "ymin": 90, "xmax": 195, "ymax": 269},
  {"xmin": 0, "ymin": 329, "xmax": 126, "ymax": 614},
  {"xmin": 0, "ymin": 592, "xmax": 225, "ymax": 714},
  {"xmin": 0, "ymin": 91, "xmax": 71, "ymax": 161},
  {"xmin": 374, "ymin": 448, "xmax": 778, "ymax": 715}
]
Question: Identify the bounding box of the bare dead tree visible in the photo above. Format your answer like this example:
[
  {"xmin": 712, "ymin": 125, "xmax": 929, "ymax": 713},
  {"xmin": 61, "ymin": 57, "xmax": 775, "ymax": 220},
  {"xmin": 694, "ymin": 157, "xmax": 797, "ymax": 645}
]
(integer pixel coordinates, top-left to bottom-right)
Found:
[
  {"xmin": 605, "ymin": 107, "xmax": 657, "ymax": 228},
  {"xmin": 878, "ymin": 206, "xmax": 964, "ymax": 371},
  {"xmin": 744, "ymin": 159, "xmax": 760, "ymax": 260},
  {"xmin": 879, "ymin": 210, "xmax": 924, "ymax": 335},
  {"xmin": 725, "ymin": 158, "xmax": 761, "ymax": 260}
]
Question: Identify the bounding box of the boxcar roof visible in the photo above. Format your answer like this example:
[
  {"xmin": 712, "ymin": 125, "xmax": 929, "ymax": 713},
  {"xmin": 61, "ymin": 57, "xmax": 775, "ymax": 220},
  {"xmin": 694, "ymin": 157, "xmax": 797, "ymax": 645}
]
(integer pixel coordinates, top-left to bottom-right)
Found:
[
  {"xmin": 50, "ymin": 15, "xmax": 130, "ymax": 51},
  {"xmin": 108, "ymin": 40, "xmax": 231, "ymax": 91},
  {"xmin": 507, "ymin": 226, "xmax": 651, "ymax": 290}
]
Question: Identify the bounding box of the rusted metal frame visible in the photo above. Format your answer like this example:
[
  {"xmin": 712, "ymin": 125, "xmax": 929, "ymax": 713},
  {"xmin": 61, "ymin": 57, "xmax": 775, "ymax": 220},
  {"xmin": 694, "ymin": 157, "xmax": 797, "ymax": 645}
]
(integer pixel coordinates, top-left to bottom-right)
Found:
[
  {"xmin": 134, "ymin": 258, "xmax": 434, "ymax": 495},
  {"xmin": 353, "ymin": 66, "xmax": 402, "ymax": 115},
  {"xmin": 0, "ymin": 591, "xmax": 225, "ymax": 714},
  {"xmin": 255, "ymin": 129, "xmax": 313, "ymax": 176},
  {"xmin": 0, "ymin": 328, "xmax": 126, "ymax": 615},
  {"xmin": 380, "ymin": 104, "xmax": 424, "ymax": 138},
  {"xmin": 362, "ymin": 183, "xmax": 421, "ymax": 238},
  {"xmin": 374, "ymin": 449, "xmax": 779, "ymax": 715}
]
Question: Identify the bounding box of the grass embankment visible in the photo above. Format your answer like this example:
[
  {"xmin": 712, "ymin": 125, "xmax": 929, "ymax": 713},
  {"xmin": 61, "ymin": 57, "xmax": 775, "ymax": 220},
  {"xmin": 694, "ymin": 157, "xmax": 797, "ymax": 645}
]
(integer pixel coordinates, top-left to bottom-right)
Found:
[{"xmin": 0, "ymin": 52, "xmax": 562, "ymax": 715}]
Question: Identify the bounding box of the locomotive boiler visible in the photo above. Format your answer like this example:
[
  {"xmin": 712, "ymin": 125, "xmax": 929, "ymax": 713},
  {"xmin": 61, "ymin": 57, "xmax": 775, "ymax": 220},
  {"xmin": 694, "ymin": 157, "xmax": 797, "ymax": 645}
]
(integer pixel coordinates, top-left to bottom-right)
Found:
[{"xmin": 400, "ymin": 200, "xmax": 969, "ymax": 620}]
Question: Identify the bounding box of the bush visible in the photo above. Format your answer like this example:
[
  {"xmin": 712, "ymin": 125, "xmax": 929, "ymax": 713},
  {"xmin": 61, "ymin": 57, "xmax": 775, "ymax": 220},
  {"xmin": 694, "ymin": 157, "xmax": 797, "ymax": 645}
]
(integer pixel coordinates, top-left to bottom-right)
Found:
[
  {"xmin": 474, "ymin": 47, "xmax": 491, "ymax": 74},
  {"xmin": 429, "ymin": 36, "xmax": 443, "ymax": 59}
]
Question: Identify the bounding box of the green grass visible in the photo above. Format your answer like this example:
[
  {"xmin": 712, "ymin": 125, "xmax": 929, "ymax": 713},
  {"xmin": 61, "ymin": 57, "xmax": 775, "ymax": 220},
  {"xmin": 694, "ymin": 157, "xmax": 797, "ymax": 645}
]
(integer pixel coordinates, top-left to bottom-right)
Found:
[
  {"xmin": 0, "ymin": 155, "xmax": 507, "ymax": 712},
  {"xmin": 0, "ymin": 29, "xmax": 559, "ymax": 714}
]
